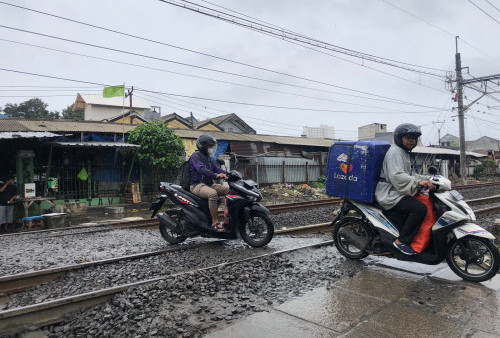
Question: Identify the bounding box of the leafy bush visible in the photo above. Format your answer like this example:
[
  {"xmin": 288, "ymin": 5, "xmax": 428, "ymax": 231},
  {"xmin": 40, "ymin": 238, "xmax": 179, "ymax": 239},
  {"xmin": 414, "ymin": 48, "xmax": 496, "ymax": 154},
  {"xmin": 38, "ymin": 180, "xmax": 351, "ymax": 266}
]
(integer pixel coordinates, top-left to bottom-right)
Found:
[
  {"xmin": 474, "ymin": 159, "xmax": 497, "ymax": 179},
  {"xmin": 128, "ymin": 121, "xmax": 185, "ymax": 174}
]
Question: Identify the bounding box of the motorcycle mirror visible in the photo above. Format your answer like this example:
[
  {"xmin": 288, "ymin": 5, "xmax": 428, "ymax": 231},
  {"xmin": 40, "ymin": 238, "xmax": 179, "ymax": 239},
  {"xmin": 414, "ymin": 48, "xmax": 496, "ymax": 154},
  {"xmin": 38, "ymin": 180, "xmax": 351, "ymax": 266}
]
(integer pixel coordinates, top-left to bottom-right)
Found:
[{"xmin": 428, "ymin": 166, "xmax": 438, "ymax": 175}]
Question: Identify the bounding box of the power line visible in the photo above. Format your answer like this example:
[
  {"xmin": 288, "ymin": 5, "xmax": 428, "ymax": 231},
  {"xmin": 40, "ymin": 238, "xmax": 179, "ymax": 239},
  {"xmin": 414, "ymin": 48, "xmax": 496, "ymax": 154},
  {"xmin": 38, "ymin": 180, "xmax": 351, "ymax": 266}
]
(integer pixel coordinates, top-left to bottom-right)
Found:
[
  {"xmin": 0, "ymin": 2, "xmax": 445, "ymax": 102},
  {"xmin": 135, "ymin": 87, "xmax": 445, "ymax": 115},
  {"xmin": 138, "ymin": 91, "xmax": 360, "ymax": 135},
  {"xmin": 0, "ymin": 26, "xmax": 442, "ymax": 109},
  {"xmin": 484, "ymin": 0, "xmax": 500, "ymax": 12},
  {"xmin": 467, "ymin": 0, "xmax": 500, "ymax": 24},
  {"xmin": 379, "ymin": 0, "xmax": 500, "ymax": 65},
  {"xmin": 157, "ymin": 0, "xmax": 447, "ymax": 76},
  {"xmin": 0, "ymin": 38, "xmax": 443, "ymax": 111},
  {"xmin": 0, "ymin": 67, "xmax": 447, "ymax": 115}
]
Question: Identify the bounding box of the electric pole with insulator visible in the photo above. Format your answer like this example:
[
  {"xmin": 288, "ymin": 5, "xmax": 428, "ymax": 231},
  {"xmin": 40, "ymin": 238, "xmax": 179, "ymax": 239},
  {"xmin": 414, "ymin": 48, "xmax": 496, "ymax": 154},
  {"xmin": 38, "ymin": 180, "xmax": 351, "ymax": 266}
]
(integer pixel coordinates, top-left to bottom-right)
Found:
[{"xmin": 455, "ymin": 37, "xmax": 467, "ymax": 181}]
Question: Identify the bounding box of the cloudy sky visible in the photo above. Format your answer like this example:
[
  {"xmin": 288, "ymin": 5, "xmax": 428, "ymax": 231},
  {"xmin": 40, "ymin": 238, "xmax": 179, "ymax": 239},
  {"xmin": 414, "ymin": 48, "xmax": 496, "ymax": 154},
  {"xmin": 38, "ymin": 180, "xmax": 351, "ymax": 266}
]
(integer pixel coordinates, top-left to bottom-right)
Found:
[{"xmin": 1, "ymin": 0, "xmax": 499, "ymax": 143}]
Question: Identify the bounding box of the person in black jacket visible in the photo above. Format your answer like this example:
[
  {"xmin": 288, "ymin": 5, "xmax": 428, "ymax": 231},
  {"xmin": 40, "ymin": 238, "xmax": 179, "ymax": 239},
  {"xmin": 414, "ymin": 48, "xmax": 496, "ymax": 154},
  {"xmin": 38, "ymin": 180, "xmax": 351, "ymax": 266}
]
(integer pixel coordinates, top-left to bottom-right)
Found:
[{"xmin": 0, "ymin": 175, "xmax": 18, "ymax": 230}]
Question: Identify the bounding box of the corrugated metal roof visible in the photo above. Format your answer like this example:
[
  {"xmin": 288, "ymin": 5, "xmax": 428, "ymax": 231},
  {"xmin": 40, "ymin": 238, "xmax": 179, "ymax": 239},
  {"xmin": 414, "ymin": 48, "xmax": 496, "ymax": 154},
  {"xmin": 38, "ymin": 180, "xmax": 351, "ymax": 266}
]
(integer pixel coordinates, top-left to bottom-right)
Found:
[
  {"xmin": 413, "ymin": 146, "xmax": 486, "ymax": 158},
  {"xmin": 77, "ymin": 94, "xmax": 150, "ymax": 109},
  {"xmin": 0, "ymin": 120, "xmax": 30, "ymax": 132},
  {"xmin": 14, "ymin": 120, "xmax": 137, "ymax": 133},
  {"xmin": 173, "ymin": 129, "xmax": 335, "ymax": 147},
  {"xmin": 51, "ymin": 142, "xmax": 139, "ymax": 148},
  {"xmin": 0, "ymin": 131, "xmax": 60, "ymax": 139}
]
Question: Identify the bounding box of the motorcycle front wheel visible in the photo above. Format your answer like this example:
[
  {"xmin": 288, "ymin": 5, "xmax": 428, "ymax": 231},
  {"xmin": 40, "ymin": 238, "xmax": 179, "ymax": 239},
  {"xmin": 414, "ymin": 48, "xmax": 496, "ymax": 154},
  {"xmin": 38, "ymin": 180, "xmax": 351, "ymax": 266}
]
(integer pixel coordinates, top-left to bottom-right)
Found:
[
  {"xmin": 240, "ymin": 211, "xmax": 274, "ymax": 247},
  {"xmin": 333, "ymin": 217, "xmax": 370, "ymax": 259},
  {"xmin": 446, "ymin": 236, "xmax": 499, "ymax": 282},
  {"xmin": 159, "ymin": 213, "xmax": 187, "ymax": 244}
]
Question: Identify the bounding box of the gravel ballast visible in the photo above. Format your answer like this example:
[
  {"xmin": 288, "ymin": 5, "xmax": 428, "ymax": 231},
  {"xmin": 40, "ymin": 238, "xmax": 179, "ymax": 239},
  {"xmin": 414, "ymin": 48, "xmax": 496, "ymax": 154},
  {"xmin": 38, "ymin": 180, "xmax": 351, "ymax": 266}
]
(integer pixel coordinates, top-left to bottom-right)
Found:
[
  {"xmin": 39, "ymin": 245, "xmax": 361, "ymax": 338},
  {"xmin": 3, "ymin": 236, "xmax": 329, "ymax": 310},
  {"xmin": 0, "ymin": 207, "xmax": 338, "ymax": 276}
]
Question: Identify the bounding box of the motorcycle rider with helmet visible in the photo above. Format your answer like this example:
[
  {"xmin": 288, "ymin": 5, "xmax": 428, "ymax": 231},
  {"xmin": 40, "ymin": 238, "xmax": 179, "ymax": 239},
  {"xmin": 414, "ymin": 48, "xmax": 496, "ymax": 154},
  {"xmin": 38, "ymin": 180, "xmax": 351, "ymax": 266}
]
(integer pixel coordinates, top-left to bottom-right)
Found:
[
  {"xmin": 189, "ymin": 134, "xmax": 230, "ymax": 232},
  {"xmin": 375, "ymin": 123, "xmax": 436, "ymax": 255}
]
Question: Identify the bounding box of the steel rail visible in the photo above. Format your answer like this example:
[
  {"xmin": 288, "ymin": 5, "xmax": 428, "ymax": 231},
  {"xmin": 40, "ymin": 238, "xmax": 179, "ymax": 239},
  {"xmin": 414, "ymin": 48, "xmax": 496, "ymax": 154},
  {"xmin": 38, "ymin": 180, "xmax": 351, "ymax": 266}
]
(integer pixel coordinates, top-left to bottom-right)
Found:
[
  {"xmin": 474, "ymin": 204, "xmax": 500, "ymax": 216},
  {"xmin": 1, "ymin": 199, "xmax": 498, "ymax": 334},
  {"xmin": 0, "ymin": 198, "xmax": 341, "ymax": 238},
  {"xmin": 454, "ymin": 182, "xmax": 500, "ymax": 190},
  {"xmin": 466, "ymin": 195, "xmax": 500, "ymax": 207},
  {"xmin": 0, "ymin": 239, "xmax": 334, "ymax": 336},
  {"xmin": 0, "ymin": 223, "xmax": 331, "ymax": 296}
]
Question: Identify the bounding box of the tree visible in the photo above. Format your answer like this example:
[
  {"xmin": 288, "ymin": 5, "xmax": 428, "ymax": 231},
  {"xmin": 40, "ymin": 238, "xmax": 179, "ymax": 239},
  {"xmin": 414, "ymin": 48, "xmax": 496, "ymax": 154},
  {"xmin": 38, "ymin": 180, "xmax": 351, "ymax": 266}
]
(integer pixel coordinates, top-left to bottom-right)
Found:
[
  {"xmin": 61, "ymin": 104, "xmax": 84, "ymax": 120},
  {"xmin": 3, "ymin": 98, "xmax": 59, "ymax": 119},
  {"xmin": 127, "ymin": 121, "xmax": 185, "ymax": 177}
]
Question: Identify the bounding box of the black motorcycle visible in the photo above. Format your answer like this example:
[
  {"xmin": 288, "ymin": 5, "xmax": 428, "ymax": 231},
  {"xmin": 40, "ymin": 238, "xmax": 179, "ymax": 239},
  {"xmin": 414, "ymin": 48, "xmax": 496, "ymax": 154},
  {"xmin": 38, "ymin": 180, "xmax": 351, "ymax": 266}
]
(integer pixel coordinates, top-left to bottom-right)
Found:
[{"xmin": 149, "ymin": 170, "xmax": 274, "ymax": 247}]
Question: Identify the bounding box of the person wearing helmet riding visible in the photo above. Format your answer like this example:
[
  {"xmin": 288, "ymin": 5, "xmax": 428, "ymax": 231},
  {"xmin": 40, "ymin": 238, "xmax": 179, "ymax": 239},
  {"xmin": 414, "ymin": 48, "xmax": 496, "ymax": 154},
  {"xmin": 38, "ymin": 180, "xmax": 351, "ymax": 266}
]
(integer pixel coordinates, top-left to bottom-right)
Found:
[
  {"xmin": 375, "ymin": 123, "xmax": 435, "ymax": 255},
  {"xmin": 189, "ymin": 134, "xmax": 230, "ymax": 232}
]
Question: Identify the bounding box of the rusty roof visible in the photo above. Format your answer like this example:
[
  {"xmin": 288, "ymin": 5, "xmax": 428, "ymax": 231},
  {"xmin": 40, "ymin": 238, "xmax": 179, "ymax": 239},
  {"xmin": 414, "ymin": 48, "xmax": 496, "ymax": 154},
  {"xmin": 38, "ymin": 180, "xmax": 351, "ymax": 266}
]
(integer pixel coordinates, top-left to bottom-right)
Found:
[
  {"xmin": 1, "ymin": 119, "xmax": 335, "ymax": 147},
  {"xmin": 173, "ymin": 129, "xmax": 335, "ymax": 147},
  {"xmin": 6, "ymin": 119, "xmax": 137, "ymax": 133}
]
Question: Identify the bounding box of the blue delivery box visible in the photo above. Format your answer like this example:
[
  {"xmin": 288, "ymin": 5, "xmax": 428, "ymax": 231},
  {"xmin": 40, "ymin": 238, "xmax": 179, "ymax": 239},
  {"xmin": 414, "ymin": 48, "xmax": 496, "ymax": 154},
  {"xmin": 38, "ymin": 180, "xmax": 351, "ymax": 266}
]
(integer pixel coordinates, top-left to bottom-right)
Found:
[{"xmin": 325, "ymin": 141, "xmax": 391, "ymax": 203}]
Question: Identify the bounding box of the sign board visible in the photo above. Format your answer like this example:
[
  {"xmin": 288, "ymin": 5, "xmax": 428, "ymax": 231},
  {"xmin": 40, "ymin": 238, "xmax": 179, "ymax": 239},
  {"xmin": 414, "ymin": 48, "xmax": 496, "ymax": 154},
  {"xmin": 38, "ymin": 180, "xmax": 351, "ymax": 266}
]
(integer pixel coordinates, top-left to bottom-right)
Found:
[{"xmin": 24, "ymin": 183, "xmax": 36, "ymax": 198}]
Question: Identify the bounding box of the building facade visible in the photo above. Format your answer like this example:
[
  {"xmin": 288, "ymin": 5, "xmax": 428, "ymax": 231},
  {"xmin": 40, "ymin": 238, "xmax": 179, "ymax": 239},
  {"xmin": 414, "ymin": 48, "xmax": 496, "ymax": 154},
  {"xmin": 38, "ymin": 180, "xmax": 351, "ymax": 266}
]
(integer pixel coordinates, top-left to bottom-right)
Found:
[
  {"xmin": 302, "ymin": 125, "xmax": 335, "ymax": 139},
  {"xmin": 358, "ymin": 123, "xmax": 387, "ymax": 141}
]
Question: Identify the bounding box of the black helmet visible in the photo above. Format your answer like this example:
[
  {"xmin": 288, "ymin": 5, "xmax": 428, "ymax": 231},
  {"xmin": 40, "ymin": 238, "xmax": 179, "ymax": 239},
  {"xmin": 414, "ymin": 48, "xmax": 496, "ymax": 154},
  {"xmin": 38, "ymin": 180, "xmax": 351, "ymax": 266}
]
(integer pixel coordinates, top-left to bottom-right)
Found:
[
  {"xmin": 196, "ymin": 134, "xmax": 217, "ymax": 156},
  {"xmin": 394, "ymin": 123, "xmax": 421, "ymax": 150}
]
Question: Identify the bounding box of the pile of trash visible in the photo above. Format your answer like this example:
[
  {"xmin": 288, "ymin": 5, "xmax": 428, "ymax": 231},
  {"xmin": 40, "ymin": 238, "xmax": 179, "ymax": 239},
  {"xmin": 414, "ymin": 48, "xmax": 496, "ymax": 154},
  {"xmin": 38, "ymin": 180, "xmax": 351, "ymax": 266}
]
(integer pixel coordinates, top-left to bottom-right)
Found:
[{"xmin": 260, "ymin": 183, "xmax": 329, "ymax": 204}]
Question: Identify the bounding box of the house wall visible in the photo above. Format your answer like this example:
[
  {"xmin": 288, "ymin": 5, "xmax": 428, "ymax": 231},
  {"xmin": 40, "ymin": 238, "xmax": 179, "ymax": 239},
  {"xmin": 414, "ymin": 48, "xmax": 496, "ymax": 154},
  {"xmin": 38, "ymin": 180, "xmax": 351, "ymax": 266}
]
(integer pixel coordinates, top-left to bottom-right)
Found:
[
  {"xmin": 466, "ymin": 138, "xmax": 500, "ymax": 152},
  {"xmin": 85, "ymin": 105, "xmax": 145, "ymax": 121},
  {"xmin": 219, "ymin": 121, "xmax": 246, "ymax": 133},
  {"xmin": 167, "ymin": 120, "xmax": 191, "ymax": 129},
  {"xmin": 198, "ymin": 124, "xmax": 222, "ymax": 132},
  {"xmin": 112, "ymin": 116, "xmax": 144, "ymax": 125},
  {"xmin": 358, "ymin": 123, "xmax": 387, "ymax": 140}
]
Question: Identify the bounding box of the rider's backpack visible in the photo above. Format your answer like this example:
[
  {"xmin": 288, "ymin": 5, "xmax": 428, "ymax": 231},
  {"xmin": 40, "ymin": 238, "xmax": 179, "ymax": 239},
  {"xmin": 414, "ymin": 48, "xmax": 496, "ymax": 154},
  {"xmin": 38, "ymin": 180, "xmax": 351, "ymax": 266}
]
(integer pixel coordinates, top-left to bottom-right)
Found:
[{"xmin": 177, "ymin": 158, "xmax": 191, "ymax": 191}]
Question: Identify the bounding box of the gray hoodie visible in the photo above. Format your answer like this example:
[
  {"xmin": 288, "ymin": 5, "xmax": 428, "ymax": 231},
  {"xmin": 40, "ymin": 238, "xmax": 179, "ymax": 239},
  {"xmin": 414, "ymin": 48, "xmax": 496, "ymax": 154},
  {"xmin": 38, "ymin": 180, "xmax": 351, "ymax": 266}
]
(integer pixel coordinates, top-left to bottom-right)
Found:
[{"xmin": 375, "ymin": 145, "xmax": 426, "ymax": 210}]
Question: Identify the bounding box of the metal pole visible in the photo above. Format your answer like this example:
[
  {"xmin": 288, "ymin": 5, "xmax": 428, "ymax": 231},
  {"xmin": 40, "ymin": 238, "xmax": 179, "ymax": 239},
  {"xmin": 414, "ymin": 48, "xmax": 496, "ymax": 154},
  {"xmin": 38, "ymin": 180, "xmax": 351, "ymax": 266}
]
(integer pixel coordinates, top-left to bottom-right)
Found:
[
  {"xmin": 455, "ymin": 37, "xmax": 467, "ymax": 182},
  {"xmin": 44, "ymin": 144, "xmax": 53, "ymax": 197}
]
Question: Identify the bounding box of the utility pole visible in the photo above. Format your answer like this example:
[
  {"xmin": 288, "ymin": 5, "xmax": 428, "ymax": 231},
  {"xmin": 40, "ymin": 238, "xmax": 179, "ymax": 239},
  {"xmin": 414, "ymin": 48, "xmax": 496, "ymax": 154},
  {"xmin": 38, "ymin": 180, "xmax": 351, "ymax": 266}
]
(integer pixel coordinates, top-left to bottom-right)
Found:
[
  {"xmin": 432, "ymin": 120, "xmax": 445, "ymax": 147},
  {"xmin": 450, "ymin": 38, "xmax": 500, "ymax": 182},
  {"xmin": 125, "ymin": 86, "xmax": 134, "ymax": 143},
  {"xmin": 455, "ymin": 37, "xmax": 467, "ymax": 180}
]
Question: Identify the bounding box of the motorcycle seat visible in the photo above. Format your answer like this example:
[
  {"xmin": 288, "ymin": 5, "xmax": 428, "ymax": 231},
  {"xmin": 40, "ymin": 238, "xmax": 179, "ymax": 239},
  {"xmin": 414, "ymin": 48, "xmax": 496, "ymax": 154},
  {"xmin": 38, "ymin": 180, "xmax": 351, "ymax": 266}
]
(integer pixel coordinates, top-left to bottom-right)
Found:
[{"xmin": 171, "ymin": 184, "xmax": 209, "ymax": 207}]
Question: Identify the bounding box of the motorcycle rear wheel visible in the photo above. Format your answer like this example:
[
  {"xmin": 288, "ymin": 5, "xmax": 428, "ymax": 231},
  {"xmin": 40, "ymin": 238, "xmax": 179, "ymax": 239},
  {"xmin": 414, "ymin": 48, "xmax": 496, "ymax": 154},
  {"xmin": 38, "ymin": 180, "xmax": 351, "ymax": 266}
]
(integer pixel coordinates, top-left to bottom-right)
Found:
[
  {"xmin": 446, "ymin": 236, "xmax": 499, "ymax": 282},
  {"xmin": 159, "ymin": 213, "xmax": 187, "ymax": 244},
  {"xmin": 333, "ymin": 217, "xmax": 370, "ymax": 259},
  {"xmin": 240, "ymin": 211, "xmax": 274, "ymax": 247}
]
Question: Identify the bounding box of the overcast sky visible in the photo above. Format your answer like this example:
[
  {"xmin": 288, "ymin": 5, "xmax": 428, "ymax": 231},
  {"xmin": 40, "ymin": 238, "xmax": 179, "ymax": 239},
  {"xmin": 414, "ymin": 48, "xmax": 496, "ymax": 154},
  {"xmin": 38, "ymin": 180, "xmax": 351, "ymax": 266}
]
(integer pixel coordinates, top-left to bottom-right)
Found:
[{"xmin": 1, "ymin": 0, "xmax": 499, "ymax": 143}]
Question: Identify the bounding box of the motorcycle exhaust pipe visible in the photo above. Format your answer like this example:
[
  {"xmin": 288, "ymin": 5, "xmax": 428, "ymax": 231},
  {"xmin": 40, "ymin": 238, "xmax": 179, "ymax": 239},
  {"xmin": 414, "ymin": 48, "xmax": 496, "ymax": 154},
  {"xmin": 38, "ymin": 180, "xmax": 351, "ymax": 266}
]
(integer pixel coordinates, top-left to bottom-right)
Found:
[
  {"xmin": 338, "ymin": 227, "xmax": 370, "ymax": 251},
  {"xmin": 157, "ymin": 213, "xmax": 182, "ymax": 233}
]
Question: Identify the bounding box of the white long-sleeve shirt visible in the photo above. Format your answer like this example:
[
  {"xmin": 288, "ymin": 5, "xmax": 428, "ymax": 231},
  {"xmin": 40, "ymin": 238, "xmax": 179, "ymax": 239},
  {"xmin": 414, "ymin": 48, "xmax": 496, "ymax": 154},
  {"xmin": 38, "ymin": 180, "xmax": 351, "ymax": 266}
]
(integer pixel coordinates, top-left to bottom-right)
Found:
[{"xmin": 375, "ymin": 145, "xmax": 426, "ymax": 210}]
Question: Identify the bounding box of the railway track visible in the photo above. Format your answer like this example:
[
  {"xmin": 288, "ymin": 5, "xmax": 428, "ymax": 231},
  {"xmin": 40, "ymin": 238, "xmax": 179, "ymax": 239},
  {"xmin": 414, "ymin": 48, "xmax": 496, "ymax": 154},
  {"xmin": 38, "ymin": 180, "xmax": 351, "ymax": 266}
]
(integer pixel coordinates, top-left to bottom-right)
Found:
[
  {"xmin": 0, "ymin": 193, "xmax": 499, "ymax": 334},
  {"xmin": 2, "ymin": 192, "xmax": 498, "ymax": 239},
  {"xmin": 0, "ymin": 198, "xmax": 342, "ymax": 239},
  {"xmin": 0, "ymin": 226, "xmax": 333, "ymax": 335}
]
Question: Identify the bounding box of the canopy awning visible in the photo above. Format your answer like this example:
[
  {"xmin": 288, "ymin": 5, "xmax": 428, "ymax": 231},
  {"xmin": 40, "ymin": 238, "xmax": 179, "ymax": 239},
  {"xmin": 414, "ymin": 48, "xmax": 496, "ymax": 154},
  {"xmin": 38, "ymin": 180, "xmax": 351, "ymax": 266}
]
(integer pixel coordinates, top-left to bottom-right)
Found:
[
  {"xmin": 50, "ymin": 142, "xmax": 139, "ymax": 148},
  {"xmin": 0, "ymin": 131, "xmax": 60, "ymax": 139}
]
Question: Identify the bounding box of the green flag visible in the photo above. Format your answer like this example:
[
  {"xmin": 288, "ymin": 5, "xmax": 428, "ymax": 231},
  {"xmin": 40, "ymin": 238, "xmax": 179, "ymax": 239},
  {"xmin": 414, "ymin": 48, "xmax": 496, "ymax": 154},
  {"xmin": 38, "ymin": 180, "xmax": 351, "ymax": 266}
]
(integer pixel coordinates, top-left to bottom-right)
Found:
[
  {"xmin": 103, "ymin": 85, "xmax": 125, "ymax": 98},
  {"xmin": 77, "ymin": 167, "xmax": 88, "ymax": 181}
]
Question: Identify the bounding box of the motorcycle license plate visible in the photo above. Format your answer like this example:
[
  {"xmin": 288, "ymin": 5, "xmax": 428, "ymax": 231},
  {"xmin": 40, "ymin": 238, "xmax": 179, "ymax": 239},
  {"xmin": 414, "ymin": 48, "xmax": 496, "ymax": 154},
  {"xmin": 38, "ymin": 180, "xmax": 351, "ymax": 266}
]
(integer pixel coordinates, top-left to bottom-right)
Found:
[{"xmin": 450, "ymin": 190, "xmax": 463, "ymax": 201}]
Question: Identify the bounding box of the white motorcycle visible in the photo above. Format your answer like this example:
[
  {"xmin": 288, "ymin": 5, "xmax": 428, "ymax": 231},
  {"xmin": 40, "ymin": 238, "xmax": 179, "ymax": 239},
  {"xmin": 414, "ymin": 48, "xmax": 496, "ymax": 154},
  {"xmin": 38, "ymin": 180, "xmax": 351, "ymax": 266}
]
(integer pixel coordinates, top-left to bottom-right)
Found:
[{"xmin": 332, "ymin": 172, "xmax": 499, "ymax": 282}]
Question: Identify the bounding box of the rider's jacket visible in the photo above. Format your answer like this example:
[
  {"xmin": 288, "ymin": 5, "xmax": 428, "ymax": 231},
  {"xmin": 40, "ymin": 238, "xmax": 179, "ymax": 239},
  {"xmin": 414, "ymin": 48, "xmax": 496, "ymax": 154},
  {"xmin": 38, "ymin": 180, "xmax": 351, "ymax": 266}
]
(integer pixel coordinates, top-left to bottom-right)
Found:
[
  {"xmin": 375, "ymin": 145, "xmax": 426, "ymax": 210},
  {"xmin": 189, "ymin": 151, "xmax": 226, "ymax": 186}
]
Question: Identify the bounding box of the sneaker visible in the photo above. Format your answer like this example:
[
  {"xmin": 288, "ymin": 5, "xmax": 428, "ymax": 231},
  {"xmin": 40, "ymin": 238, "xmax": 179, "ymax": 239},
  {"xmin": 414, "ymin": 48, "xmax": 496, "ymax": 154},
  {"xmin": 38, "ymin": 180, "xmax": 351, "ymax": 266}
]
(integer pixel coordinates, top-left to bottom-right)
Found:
[{"xmin": 393, "ymin": 241, "xmax": 417, "ymax": 255}]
